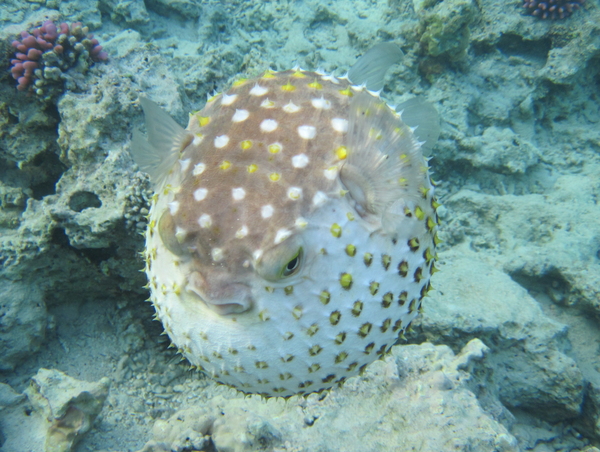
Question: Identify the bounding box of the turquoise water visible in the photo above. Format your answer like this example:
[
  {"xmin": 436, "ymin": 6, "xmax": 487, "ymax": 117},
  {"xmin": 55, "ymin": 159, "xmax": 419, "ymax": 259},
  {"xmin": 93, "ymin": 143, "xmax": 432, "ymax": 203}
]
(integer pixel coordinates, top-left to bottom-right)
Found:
[{"xmin": 0, "ymin": 0, "xmax": 599, "ymax": 451}]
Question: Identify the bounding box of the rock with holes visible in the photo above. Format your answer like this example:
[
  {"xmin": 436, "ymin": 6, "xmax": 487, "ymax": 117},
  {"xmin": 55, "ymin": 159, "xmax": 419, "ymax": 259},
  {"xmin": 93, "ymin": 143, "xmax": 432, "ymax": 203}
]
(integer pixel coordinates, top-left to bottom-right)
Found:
[{"xmin": 131, "ymin": 43, "xmax": 442, "ymax": 397}]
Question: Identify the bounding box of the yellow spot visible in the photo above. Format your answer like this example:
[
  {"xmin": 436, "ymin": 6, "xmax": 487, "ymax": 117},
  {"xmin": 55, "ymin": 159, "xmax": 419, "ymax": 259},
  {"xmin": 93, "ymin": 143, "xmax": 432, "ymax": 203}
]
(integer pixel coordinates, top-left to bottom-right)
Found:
[
  {"xmin": 241, "ymin": 140, "xmax": 253, "ymax": 150},
  {"xmin": 309, "ymin": 345, "xmax": 323, "ymax": 356},
  {"xmin": 220, "ymin": 160, "xmax": 232, "ymax": 170},
  {"xmin": 292, "ymin": 70, "xmax": 306, "ymax": 78},
  {"xmin": 148, "ymin": 219, "xmax": 156, "ymax": 235},
  {"xmin": 268, "ymin": 143, "xmax": 282, "ymax": 154},
  {"xmin": 329, "ymin": 310, "xmax": 341, "ymax": 325},
  {"xmin": 233, "ymin": 78, "xmax": 247, "ymax": 87},
  {"xmin": 346, "ymin": 212, "xmax": 355, "ymax": 221},
  {"xmin": 399, "ymin": 153, "xmax": 408, "ymax": 161},
  {"xmin": 420, "ymin": 186, "xmax": 430, "ymax": 197},
  {"xmin": 339, "ymin": 87, "xmax": 353, "ymax": 97},
  {"xmin": 308, "ymin": 364, "xmax": 320, "ymax": 373},
  {"xmin": 284, "ymin": 285, "xmax": 293, "ymax": 296},
  {"xmin": 308, "ymin": 80, "xmax": 323, "ymax": 89},
  {"xmin": 269, "ymin": 172, "xmax": 280, "ymax": 181},
  {"xmin": 340, "ymin": 273, "xmax": 353, "ymax": 290},
  {"xmin": 335, "ymin": 352, "xmax": 348, "ymax": 363},
  {"xmin": 330, "ymin": 223, "xmax": 342, "ymax": 238},
  {"xmin": 207, "ymin": 93, "xmax": 220, "ymax": 103},
  {"xmin": 335, "ymin": 146, "xmax": 348, "ymax": 160},
  {"xmin": 247, "ymin": 164, "xmax": 258, "ymax": 173},
  {"xmin": 432, "ymin": 200, "xmax": 442, "ymax": 210},
  {"xmin": 335, "ymin": 332, "xmax": 346, "ymax": 345},
  {"xmin": 258, "ymin": 310, "xmax": 270, "ymax": 321},
  {"xmin": 382, "ymin": 292, "xmax": 393, "ymax": 307},
  {"xmin": 433, "ymin": 233, "xmax": 442, "ymax": 246},
  {"xmin": 369, "ymin": 282, "xmax": 380, "ymax": 296},
  {"xmin": 363, "ymin": 253, "xmax": 373, "ymax": 267},
  {"xmin": 394, "ymin": 127, "xmax": 406, "ymax": 136},
  {"xmin": 345, "ymin": 244, "xmax": 356, "ymax": 257},
  {"xmin": 279, "ymin": 372, "xmax": 292, "ymax": 380},
  {"xmin": 426, "ymin": 217, "xmax": 436, "ymax": 232},
  {"xmin": 398, "ymin": 261, "xmax": 409, "ymax": 277},
  {"xmin": 414, "ymin": 206, "xmax": 425, "ymax": 221},
  {"xmin": 255, "ymin": 361, "xmax": 268, "ymax": 369},
  {"xmin": 382, "ymin": 254, "xmax": 391, "ymax": 270},
  {"xmin": 351, "ymin": 300, "xmax": 363, "ymax": 317},
  {"xmin": 319, "ymin": 291, "xmax": 330, "ymax": 305},
  {"xmin": 262, "ymin": 69, "xmax": 276, "ymax": 79},
  {"xmin": 398, "ymin": 177, "xmax": 408, "ymax": 186},
  {"xmin": 281, "ymin": 82, "xmax": 296, "ymax": 92},
  {"xmin": 292, "ymin": 305, "xmax": 303, "ymax": 320},
  {"xmin": 424, "ymin": 247, "xmax": 435, "ymax": 263},
  {"xmin": 408, "ymin": 238, "xmax": 420, "ymax": 252},
  {"xmin": 198, "ymin": 116, "xmax": 210, "ymax": 127},
  {"xmin": 172, "ymin": 283, "xmax": 181, "ymax": 296},
  {"xmin": 358, "ymin": 323, "xmax": 372, "ymax": 338},
  {"xmin": 381, "ymin": 319, "xmax": 391, "ymax": 333},
  {"xmin": 306, "ymin": 324, "xmax": 319, "ymax": 337}
]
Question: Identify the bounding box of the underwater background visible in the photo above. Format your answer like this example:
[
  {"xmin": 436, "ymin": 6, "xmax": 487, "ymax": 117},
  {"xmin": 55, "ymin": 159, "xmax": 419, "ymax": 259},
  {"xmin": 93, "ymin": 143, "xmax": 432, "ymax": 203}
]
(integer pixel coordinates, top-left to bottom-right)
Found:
[{"xmin": 0, "ymin": 0, "xmax": 599, "ymax": 451}]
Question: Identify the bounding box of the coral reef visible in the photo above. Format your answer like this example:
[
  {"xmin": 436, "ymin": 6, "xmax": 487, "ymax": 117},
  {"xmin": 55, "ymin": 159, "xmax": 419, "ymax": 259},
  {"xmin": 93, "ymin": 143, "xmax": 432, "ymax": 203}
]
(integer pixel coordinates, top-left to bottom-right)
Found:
[
  {"xmin": 9, "ymin": 20, "xmax": 107, "ymax": 99},
  {"xmin": 523, "ymin": 0, "xmax": 585, "ymax": 19}
]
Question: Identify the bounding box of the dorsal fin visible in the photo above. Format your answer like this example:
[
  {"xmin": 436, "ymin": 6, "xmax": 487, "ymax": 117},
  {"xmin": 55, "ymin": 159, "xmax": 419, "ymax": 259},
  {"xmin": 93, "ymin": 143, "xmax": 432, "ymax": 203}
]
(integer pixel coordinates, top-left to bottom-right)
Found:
[
  {"xmin": 396, "ymin": 97, "xmax": 440, "ymax": 157},
  {"xmin": 340, "ymin": 91, "xmax": 427, "ymax": 232},
  {"xmin": 347, "ymin": 42, "xmax": 404, "ymax": 92},
  {"xmin": 130, "ymin": 98, "xmax": 193, "ymax": 188}
]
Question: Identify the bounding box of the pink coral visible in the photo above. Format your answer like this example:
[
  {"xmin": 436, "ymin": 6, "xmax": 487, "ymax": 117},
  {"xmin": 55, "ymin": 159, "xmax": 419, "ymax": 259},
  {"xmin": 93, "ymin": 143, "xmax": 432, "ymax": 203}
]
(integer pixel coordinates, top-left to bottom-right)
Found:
[{"xmin": 9, "ymin": 20, "xmax": 108, "ymax": 94}]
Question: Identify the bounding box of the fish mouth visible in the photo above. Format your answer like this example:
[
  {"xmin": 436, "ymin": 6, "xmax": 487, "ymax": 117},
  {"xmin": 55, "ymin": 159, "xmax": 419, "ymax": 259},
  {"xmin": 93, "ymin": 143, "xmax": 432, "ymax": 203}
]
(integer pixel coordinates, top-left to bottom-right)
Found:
[{"xmin": 187, "ymin": 271, "xmax": 253, "ymax": 315}]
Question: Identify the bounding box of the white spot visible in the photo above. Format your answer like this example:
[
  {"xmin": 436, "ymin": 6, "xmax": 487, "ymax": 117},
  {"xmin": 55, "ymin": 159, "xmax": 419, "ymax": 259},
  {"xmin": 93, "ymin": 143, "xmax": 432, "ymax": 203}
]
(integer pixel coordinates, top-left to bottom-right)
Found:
[
  {"xmin": 324, "ymin": 167, "xmax": 338, "ymax": 180},
  {"xmin": 283, "ymin": 101, "xmax": 301, "ymax": 113},
  {"xmin": 291, "ymin": 154, "xmax": 309, "ymax": 168},
  {"xmin": 253, "ymin": 249, "xmax": 263, "ymax": 262},
  {"xmin": 192, "ymin": 163, "xmax": 206, "ymax": 176},
  {"xmin": 261, "ymin": 205, "xmax": 274, "ymax": 218},
  {"xmin": 175, "ymin": 227, "xmax": 186, "ymax": 242},
  {"xmin": 214, "ymin": 135, "xmax": 230, "ymax": 148},
  {"xmin": 274, "ymin": 228, "xmax": 292, "ymax": 244},
  {"xmin": 331, "ymin": 118, "xmax": 348, "ymax": 133},
  {"xmin": 193, "ymin": 135, "xmax": 203, "ymax": 146},
  {"xmin": 179, "ymin": 159, "xmax": 191, "ymax": 172},
  {"xmin": 298, "ymin": 125, "xmax": 316, "ymax": 139},
  {"xmin": 295, "ymin": 217, "xmax": 308, "ymax": 228},
  {"xmin": 250, "ymin": 84, "xmax": 268, "ymax": 96},
  {"xmin": 232, "ymin": 187, "xmax": 246, "ymax": 201},
  {"xmin": 198, "ymin": 214, "xmax": 212, "ymax": 228},
  {"xmin": 211, "ymin": 248, "xmax": 223, "ymax": 261},
  {"xmin": 260, "ymin": 119, "xmax": 278, "ymax": 133},
  {"xmin": 221, "ymin": 94, "xmax": 237, "ymax": 105},
  {"xmin": 260, "ymin": 98, "xmax": 275, "ymax": 108},
  {"xmin": 235, "ymin": 225, "xmax": 249, "ymax": 239},
  {"xmin": 168, "ymin": 201, "xmax": 180, "ymax": 215},
  {"xmin": 194, "ymin": 188, "xmax": 208, "ymax": 201},
  {"xmin": 321, "ymin": 73, "xmax": 339, "ymax": 84},
  {"xmin": 312, "ymin": 191, "xmax": 328, "ymax": 207},
  {"xmin": 232, "ymin": 109, "xmax": 250, "ymax": 122},
  {"xmin": 287, "ymin": 187, "xmax": 302, "ymax": 200},
  {"xmin": 311, "ymin": 97, "xmax": 331, "ymax": 110}
]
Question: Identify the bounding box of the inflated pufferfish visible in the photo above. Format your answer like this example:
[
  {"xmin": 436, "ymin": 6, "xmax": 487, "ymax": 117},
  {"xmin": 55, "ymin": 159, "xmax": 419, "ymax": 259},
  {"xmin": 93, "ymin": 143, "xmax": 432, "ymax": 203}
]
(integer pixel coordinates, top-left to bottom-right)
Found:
[{"xmin": 131, "ymin": 43, "xmax": 441, "ymax": 398}]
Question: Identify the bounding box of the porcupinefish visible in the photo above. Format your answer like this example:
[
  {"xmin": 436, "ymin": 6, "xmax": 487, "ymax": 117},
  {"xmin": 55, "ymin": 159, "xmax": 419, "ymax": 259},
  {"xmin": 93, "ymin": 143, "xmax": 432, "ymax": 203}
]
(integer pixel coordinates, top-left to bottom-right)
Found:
[{"xmin": 131, "ymin": 43, "xmax": 441, "ymax": 398}]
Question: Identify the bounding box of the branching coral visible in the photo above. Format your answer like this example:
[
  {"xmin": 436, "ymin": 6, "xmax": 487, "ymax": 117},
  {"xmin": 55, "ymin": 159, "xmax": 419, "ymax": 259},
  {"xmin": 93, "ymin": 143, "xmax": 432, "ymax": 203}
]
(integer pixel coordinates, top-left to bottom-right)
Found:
[{"xmin": 9, "ymin": 20, "xmax": 107, "ymax": 98}]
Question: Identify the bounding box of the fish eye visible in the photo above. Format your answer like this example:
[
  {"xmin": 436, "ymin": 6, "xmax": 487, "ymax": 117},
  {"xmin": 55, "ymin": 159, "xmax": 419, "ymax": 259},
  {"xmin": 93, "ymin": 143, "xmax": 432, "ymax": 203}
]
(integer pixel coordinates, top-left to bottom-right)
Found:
[{"xmin": 281, "ymin": 247, "xmax": 303, "ymax": 277}]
